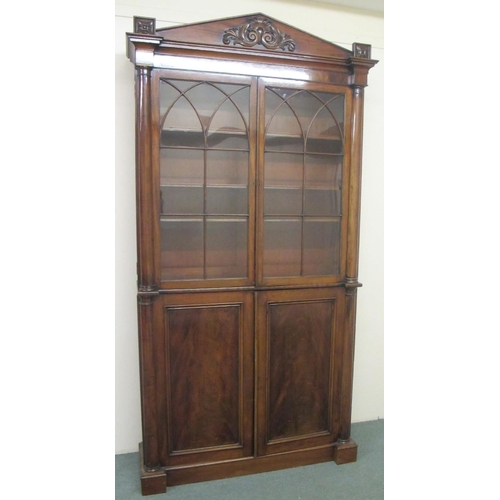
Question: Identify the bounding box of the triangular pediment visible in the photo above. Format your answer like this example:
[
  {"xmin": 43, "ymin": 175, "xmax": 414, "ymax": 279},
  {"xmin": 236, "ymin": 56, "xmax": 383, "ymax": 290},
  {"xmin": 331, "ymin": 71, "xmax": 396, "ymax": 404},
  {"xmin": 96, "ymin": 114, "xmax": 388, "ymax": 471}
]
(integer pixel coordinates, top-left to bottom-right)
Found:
[{"xmin": 153, "ymin": 13, "xmax": 353, "ymax": 59}]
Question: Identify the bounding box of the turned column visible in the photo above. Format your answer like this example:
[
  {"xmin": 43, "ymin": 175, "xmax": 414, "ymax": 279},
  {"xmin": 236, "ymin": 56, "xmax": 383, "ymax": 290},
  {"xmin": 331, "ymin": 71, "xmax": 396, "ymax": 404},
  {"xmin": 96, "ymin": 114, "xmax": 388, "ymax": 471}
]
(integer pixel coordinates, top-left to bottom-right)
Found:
[
  {"xmin": 135, "ymin": 64, "xmax": 160, "ymax": 471},
  {"xmin": 339, "ymin": 83, "xmax": 366, "ymax": 444}
]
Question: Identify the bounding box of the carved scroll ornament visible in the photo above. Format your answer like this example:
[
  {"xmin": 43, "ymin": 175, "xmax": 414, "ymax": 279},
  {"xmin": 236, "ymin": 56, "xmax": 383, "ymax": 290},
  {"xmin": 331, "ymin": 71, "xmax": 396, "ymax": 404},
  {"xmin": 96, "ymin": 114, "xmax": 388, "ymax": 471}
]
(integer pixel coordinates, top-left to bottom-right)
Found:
[{"xmin": 223, "ymin": 17, "xmax": 296, "ymax": 52}]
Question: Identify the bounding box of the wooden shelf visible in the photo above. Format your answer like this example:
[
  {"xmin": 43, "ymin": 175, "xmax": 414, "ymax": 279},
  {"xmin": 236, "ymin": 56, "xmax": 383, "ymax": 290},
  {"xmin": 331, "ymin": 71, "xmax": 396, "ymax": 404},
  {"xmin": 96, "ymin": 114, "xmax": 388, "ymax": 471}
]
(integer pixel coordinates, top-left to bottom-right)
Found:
[
  {"xmin": 159, "ymin": 129, "xmax": 342, "ymax": 153},
  {"xmin": 160, "ymin": 216, "xmax": 248, "ymax": 221},
  {"xmin": 160, "ymin": 185, "xmax": 249, "ymax": 216},
  {"xmin": 264, "ymin": 185, "xmax": 341, "ymax": 191},
  {"xmin": 160, "ymin": 184, "xmax": 248, "ymax": 189},
  {"xmin": 265, "ymin": 134, "xmax": 343, "ymax": 154},
  {"xmin": 161, "ymin": 129, "xmax": 249, "ymax": 149}
]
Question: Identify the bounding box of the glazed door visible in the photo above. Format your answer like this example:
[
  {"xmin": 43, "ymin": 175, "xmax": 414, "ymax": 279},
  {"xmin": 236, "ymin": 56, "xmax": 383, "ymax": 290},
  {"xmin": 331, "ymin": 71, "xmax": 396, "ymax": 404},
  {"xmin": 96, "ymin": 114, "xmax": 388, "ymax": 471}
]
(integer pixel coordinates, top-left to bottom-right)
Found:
[
  {"xmin": 155, "ymin": 291, "xmax": 254, "ymax": 466},
  {"xmin": 255, "ymin": 287, "xmax": 345, "ymax": 456},
  {"xmin": 154, "ymin": 72, "xmax": 257, "ymax": 289},
  {"xmin": 256, "ymin": 79, "xmax": 350, "ymax": 287}
]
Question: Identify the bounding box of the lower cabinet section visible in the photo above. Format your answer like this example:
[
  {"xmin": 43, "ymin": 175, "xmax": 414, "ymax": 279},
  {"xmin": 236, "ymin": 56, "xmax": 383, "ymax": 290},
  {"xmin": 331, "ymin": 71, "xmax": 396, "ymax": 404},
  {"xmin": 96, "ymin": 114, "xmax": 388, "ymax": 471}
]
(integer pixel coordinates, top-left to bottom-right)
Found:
[{"xmin": 140, "ymin": 287, "xmax": 355, "ymax": 495}]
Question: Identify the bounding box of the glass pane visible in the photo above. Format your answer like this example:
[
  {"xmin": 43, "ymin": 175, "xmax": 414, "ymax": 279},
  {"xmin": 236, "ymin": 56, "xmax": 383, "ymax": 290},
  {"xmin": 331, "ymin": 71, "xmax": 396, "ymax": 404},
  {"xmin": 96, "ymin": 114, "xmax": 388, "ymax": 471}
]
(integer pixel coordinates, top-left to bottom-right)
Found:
[
  {"xmin": 264, "ymin": 153, "xmax": 303, "ymax": 216},
  {"xmin": 303, "ymin": 219, "xmax": 341, "ymax": 276},
  {"xmin": 159, "ymin": 80, "xmax": 197, "ymax": 122},
  {"xmin": 304, "ymin": 189, "xmax": 341, "ymax": 217},
  {"xmin": 265, "ymin": 87, "xmax": 344, "ymax": 155},
  {"xmin": 160, "ymin": 218, "xmax": 204, "ymax": 280},
  {"xmin": 206, "ymin": 218, "xmax": 248, "ymax": 279},
  {"xmin": 160, "ymin": 186, "xmax": 203, "ymax": 215},
  {"xmin": 208, "ymin": 91, "xmax": 249, "ymax": 149},
  {"xmin": 264, "ymin": 188, "xmax": 302, "ymax": 216},
  {"xmin": 207, "ymin": 187, "xmax": 247, "ymax": 215},
  {"xmin": 306, "ymin": 108, "xmax": 341, "ymax": 154},
  {"xmin": 264, "ymin": 153, "xmax": 303, "ymax": 188},
  {"xmin": 219, "ymin": 84, "xmax": 250, "ymax": 127},
  {"xmin": 207, "ymin": 150, "xmax": 248, "ymax": 186},
  {"xmin": 304, "ymin": 155, "xmax": 342, "ymax": 216},
  {"xmin": 324, "ymin": 93, "xmax": 345, "ymax": 135},
  {"xmin": 286, "ymin": 90, "xmax": 322, "ymax": 132},
  {"xmin": 160, "ymin": 149, "xmax": 204, "ymax": 186},
  {"xmin": 263, "ymin": 219, "xmax": 302, "ymax": 277},
  {"xmin": 160, "ymin": 81, "xmax": 250, "ymax": 150},
  {"xmin": 306, "ymin": 137, "xmax": 342, "ymax": 155},
  {"xmin": 306, "ymin": 101, "xmax": 340, "ymax": 138},
  {"xmin": 207, "ymin": 132, "xmax": 249, "ymax": 149},
  {"xmin": 181, "ymin": 82, "xmax": 227, "ymax": 124},
  {"xmin": 265, "ymin": 88, "xmax": 303, "ymax": 152},
  {"xmin": 206, "ymin": 150, "xmax": 248, "ymax": 215},
  {"xmin": 265, "ymin": 134, "xmax": 304, "ymax": 152},
  {"xmin": 304, "ymin": 154, "xmax": 342, "ymax": 189},
  {"xmin": 160, "ymin": 129, "xmax": 205, "ymax": 148},
  {"xmin": 160, "ymin": 84, "xmax": 204, "ymax": 148}
]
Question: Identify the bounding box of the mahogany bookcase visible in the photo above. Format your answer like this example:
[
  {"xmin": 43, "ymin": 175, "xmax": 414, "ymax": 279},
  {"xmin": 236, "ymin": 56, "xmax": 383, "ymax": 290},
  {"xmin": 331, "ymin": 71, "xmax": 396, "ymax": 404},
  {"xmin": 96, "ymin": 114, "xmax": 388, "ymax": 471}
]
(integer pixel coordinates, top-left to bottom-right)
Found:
[{"xmin": 126, "ymin": 13, "xmax": 377, "ymax": 495}]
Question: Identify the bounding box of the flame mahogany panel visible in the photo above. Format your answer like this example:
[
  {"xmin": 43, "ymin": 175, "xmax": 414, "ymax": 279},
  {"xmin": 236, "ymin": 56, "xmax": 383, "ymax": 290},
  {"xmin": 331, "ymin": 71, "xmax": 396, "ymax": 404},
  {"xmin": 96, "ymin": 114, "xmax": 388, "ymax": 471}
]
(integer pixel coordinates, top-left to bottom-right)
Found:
[
  {"xmin": 268, "ymin": 300, "xmax": 332, "ymax": 440},
  {"xmin": 161, "ymin": 291, "xmax": 254, "ymax": 467},
  {"xmin": 256, "ymin": 287, "xmax": 345, "ymax": 456}
]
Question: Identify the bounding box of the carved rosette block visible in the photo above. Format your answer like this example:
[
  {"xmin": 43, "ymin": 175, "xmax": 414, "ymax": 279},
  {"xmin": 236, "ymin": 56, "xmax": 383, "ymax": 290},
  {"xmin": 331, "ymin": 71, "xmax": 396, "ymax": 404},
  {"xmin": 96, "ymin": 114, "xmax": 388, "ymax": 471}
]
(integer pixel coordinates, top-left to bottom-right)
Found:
[
  {"xmin": 223, "ymin": 17, "xmax": 296, "ymax": 52},
  {"xmin": 134, "ymin": 16, "xmax": 156, "ymax": 35},
  {"xmin": 352, "ymin": 42, "xmax": 371, "ymax": 59}
]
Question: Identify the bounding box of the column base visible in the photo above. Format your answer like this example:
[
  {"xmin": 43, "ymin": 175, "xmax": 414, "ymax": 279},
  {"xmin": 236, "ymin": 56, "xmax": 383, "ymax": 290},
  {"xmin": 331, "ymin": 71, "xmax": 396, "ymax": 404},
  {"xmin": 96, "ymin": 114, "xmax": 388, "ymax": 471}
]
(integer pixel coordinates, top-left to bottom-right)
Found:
[
  {"xmin": 333, "ymin": 438, "xmax": 358, "ymax": 464},
  {"xmin": 139, "ymin": 443, "xmax": 167, "ymax": 496}
]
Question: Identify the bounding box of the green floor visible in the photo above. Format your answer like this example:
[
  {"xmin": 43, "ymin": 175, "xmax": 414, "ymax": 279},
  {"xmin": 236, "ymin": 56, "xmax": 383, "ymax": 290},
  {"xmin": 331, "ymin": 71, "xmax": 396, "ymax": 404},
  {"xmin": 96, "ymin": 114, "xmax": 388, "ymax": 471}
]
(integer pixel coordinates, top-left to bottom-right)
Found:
[{"xmin": 116, "ymin": 419, "xmax": 383, "ymax": 500}]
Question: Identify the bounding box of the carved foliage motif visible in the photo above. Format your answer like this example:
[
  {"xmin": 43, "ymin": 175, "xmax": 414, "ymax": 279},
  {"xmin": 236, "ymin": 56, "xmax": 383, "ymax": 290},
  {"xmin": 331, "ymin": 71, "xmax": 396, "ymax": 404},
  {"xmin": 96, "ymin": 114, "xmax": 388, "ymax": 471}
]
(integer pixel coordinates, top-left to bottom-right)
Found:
[{"xmin": 223, "ymin": 17, "xmax": 296, "ymax": 52}]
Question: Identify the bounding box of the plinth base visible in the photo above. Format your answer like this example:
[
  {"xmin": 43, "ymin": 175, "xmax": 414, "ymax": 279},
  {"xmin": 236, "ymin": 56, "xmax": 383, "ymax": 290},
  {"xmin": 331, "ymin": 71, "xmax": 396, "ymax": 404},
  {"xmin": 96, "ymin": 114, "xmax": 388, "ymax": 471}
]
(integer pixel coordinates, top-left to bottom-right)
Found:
[
  {"xmin": 139, "ymin": 444, "xmax": 167, "ymax": 496},
  {"xmin": 138, "ymin": 438, "xmax": 358, "ymax": 495},
  {"xmin": 333, "ymin": 438, "xmax": 358, "ymax": 464}
]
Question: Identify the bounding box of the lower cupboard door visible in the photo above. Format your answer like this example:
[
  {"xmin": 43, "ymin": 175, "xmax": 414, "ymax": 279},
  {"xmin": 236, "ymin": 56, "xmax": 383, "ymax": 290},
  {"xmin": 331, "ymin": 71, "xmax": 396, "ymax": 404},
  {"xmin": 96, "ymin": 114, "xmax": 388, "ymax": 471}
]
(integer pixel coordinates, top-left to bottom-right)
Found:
[
  {"xmin": 158, "ymin": 291, "xmax": 254, "ymax": 466},
  {"xmin": 256, "ymin": 287, "xmax": 345, "ymax": 456}
]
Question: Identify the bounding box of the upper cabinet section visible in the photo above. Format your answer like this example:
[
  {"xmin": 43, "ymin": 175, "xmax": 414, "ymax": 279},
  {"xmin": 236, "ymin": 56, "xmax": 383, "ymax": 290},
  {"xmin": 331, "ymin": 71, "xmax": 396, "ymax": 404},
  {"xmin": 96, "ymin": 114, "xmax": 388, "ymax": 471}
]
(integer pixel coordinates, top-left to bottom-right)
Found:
[
  {"xmin": 128, "ymin": 14, "xmax": 378, "ymax": 292},
  {"xmin": 126, "ymin": 13, "xmax": 377, "ymax": 86}
]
